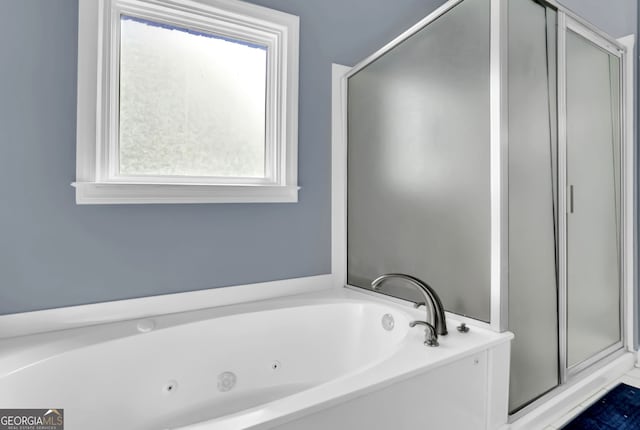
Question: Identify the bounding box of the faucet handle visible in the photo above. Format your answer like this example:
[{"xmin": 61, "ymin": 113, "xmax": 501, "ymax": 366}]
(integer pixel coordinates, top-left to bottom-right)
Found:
[
  {"xmin": 425, "ymin": 337, "xmax": 439, "ymax": 347},
  {"xmin": 457, "ymin": 322, "xmax": 470, "ymax": 333},
  {"xmin": 409, "ymin": 320, "xmax": 439, "ymax": 347}
]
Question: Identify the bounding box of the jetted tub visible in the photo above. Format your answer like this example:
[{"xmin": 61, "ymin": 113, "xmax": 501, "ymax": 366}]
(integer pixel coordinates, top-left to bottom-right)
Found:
[{"xmin": 0, "ymin": 288, "xmax": 512, "ymax": 430}]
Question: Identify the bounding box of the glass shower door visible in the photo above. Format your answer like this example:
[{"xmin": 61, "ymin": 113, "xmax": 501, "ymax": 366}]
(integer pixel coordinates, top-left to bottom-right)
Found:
[
  {"xmin": 564, "ymin": 23, "xmax": 622, "ymax": 371},
  {"xmin": 507, "ymin": 0, "xmax": 559, "ymax": 413}
]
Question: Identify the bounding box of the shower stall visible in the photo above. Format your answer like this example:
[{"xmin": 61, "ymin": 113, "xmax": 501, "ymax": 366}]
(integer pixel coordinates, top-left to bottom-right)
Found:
[{"xmin": 344, "ymin": 0, "xmax": 631, "ymax": 413}]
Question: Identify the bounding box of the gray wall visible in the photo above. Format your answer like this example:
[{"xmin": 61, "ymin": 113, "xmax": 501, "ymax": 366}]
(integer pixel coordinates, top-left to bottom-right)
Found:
[
  {"xmin": 0, "ymin": 0, "xmax": 447, "ymax": 315},
  {"xmin": 558, "ymin": 0, "xmax": 636, "ymax": 38},
  {"xmin": 0, "ymin": 0, "xmax": 635, "ymax": 319}
]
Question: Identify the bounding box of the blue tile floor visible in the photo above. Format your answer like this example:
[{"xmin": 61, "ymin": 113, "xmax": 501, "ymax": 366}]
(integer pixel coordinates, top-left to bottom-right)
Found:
[{"xmin": 561, "ymin": 383, "xmax": 640, "ymax": 429}]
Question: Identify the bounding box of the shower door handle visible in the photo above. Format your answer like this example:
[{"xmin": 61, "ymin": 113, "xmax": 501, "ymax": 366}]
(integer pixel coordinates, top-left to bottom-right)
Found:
[{"xmin": 569, "ymin": 185, "xmax": 574, "ymax": 213}]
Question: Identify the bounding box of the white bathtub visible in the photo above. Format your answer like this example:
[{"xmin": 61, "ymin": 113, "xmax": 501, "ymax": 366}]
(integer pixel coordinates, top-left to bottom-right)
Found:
[{"xmin": 0, "ymin": 288, "xmax": 512, "ymax": 430}]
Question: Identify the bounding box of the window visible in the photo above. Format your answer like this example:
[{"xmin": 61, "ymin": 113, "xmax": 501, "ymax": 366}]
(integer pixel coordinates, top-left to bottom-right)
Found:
[{"xmin": 75, "ymin": 0, "xmax": 299, "ymax": 204}]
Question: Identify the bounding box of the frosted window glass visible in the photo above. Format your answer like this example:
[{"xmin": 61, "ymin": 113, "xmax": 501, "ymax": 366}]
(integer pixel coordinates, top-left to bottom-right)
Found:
[{"xmin": 119, "ymin": 16, "xmax": 267, "ymax": 178}]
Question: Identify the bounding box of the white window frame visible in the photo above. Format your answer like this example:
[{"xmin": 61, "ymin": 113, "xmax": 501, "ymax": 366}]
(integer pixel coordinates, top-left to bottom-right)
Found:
[{"xmin": 75, "ymin": 0, "xmax": 299, "ymax": 204}]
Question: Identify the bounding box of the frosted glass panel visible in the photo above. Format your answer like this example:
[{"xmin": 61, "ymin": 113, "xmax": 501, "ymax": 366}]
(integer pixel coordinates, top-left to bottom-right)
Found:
[
  {"xmin": 566, "ymin": 31, "xmax": 621, "ymax": 368},
  {"xmin": 119, "ymin": 16, "xmax": 267, "ymax": 178},
  {"xmin": 347, "ymin": 0, "xmax": 491, "ymax": 321},
  {"xmin": 507, "ymin": 0, "xmax": 558, "ymax": 412}
]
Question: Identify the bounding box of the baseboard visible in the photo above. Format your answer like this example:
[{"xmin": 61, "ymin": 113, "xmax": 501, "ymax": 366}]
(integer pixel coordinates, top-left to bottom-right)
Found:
[{"xmin": 0, "ymin": 274, "xmax": 334, "ymax": 338}]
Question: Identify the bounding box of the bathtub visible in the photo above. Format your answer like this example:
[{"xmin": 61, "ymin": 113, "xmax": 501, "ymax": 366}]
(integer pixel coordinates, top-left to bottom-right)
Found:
[{"xmin": 0, "ymin": 288, "xmax": 512, "ymax": 430}]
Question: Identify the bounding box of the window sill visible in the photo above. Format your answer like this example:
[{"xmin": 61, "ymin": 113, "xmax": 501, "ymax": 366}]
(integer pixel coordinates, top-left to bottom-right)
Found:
[{"xmin": 72, "ymin": 182, "xmax": 299, "ymax": 204}]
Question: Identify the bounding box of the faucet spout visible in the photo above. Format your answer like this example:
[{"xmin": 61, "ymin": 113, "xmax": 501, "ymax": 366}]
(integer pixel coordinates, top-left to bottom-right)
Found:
[{"xmin": 371, "ymin": 273, "xmax": 448, "ymax": 336}]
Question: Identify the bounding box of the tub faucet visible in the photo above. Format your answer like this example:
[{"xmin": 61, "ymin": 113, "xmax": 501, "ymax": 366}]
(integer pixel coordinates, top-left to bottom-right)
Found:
[{"xmin": 371, "ymin": 273, "xmax": 448, "ymax": 346}]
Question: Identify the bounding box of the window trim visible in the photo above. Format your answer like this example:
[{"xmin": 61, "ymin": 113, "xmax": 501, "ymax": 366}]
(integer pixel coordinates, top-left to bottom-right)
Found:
[{"xmin": 75, "ymin": 0, "xmax": 299, "ymax": 204}]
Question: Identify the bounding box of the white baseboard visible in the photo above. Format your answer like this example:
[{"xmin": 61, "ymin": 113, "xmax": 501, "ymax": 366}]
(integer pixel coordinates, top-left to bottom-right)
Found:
[{"xmin": 0, "ymin": 274, "xmax": 334, "ymax": 339}]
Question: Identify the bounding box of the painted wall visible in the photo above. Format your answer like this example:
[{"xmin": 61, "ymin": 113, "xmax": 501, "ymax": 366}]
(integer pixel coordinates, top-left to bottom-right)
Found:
[
  {"xmin": 0, "ymin": 0, "xmax": 447, "ymax": 315},
  {"xmin": 0, "ymin": 0, "xmax": 635, "ymax": 317},
  {"xmin": 558, "ymin": 0, "xmax": 636, "ymax": 38}
]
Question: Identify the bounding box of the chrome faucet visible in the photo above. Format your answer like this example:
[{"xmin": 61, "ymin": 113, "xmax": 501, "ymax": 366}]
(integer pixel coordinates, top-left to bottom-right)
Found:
[{"xmin": 371, "ymin": 273, "xmax": 448, "ymax": 346}]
